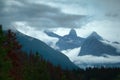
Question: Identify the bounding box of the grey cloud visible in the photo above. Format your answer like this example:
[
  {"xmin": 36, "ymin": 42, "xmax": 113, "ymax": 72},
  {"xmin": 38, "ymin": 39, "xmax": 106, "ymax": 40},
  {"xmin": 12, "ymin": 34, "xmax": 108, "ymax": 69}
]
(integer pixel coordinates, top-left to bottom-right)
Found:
[
  {"xmin": 0, "ymin": 0, "xmax": 4, "ymax": 10},
  {"xmin": 0, "ymin": 0, "xmax": 88, "ymax": 30},
  {"xmin": 105, "ymin": 13, "xmax": 120, "ymax": 18}
]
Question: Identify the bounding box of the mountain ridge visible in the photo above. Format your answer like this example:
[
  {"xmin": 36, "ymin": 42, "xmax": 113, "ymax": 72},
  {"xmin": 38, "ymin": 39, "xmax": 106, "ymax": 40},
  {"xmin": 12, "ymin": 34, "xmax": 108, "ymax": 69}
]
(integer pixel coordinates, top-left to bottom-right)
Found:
[
  {"xmin": 44, "ymin": 29, "xmax": 120, "ymax": 56},
  {"xmin": 15, "ymin": 31, "xmax": 78, "ymax": 70}
]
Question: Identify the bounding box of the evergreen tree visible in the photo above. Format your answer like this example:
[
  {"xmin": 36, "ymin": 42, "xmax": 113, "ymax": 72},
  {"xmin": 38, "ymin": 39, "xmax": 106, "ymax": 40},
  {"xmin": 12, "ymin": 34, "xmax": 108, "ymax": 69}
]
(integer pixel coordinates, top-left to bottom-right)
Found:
[
  {"xmin": 5, "ymin": 30, "xmax": 23, "ymax": 80},
  {"xmin": 0, "ymin": 25, "xmax": 13, "ymax": 80},
  {"xmin": 22, "ymin": 52, "xmax": 50, "ymax": 80}
]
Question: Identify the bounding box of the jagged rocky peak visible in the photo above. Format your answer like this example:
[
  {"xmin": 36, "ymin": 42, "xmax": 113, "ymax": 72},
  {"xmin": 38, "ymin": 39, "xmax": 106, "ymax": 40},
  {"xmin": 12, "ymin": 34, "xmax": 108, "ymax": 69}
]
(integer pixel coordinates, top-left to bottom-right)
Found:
[
  {"xmin": 69, "ymin": 28, "xmax": 77, "ymax": 36},
  {"xmin": 88, "ymin": 31, "xmax": 103, "ymax": 40},
  {"xmin": 91, "ymin": 31, "xmax": 98, "ymax": 36}
]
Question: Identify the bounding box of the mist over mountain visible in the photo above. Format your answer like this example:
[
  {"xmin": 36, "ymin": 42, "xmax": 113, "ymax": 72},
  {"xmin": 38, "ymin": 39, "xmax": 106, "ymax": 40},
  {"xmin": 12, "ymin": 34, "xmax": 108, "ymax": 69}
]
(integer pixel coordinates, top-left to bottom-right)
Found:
[
  {"xmin": 45, "ymin": 29, "xmax": 120, "ymax": 56},
  {"xmin": 43, "ymin": 29, "xmax": 120, "ymax": 68}
]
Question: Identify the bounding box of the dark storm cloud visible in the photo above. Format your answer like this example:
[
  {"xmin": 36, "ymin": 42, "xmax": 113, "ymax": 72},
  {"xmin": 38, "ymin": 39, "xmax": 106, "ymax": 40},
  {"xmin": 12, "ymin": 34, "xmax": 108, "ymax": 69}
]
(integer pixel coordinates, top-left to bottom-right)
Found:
[{"xmin": 0, "ymin": 0, "xmax": 87, "ymax": 30}]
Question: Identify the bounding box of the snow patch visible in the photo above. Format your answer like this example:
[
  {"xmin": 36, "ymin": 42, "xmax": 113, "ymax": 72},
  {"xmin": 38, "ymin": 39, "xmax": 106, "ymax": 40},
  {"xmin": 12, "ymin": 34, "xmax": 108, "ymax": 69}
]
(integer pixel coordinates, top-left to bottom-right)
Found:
[{"xmin": 13, "ymin": 22, "xmax": 59, "ymax": 49}]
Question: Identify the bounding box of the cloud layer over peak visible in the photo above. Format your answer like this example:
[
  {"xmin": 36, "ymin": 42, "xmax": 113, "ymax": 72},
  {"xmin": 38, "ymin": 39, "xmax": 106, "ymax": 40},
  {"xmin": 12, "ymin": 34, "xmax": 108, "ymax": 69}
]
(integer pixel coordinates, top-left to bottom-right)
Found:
[
  {"xmin": 0, "ymin": 0, "xmax": 88, "ymax": 30},
  {"xmin": 0, "ymin": 0, "xmax": 120, "ymax": 42}
]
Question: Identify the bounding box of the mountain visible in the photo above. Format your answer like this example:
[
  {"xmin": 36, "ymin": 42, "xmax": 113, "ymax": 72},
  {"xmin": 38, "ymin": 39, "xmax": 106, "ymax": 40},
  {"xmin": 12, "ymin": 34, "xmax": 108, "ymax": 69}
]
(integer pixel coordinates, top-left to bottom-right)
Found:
[
  {"xmin": 44, "ymin": 29, "xmax": 85, "ymax": 50},
  {"xmin": 56, "ymin": 29, "xmax": 85, "ymax": 50},
  {"xmin": 16, "ymin": 31, "xmax": 78, "ymax": 70},
  {"xmin": 67, "ymin": 28, "xmax": 77, "ymax": 38},
  {"xmin": 78, "ymin": 32, "xmax": 120, "ymax": 56},
  {"xmin": 87, "ymin": 31, "xmax": 103, "ymax": 40},
  {"xmin": 44, "ymin": 29, "xmax": 120, "ymax": 56}
]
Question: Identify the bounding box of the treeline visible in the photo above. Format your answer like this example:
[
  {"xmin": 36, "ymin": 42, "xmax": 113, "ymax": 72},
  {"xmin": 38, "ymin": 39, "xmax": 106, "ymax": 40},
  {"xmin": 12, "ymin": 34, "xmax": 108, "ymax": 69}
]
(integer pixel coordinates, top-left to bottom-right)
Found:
[{"xmin": 0, "ymin": 25, "xmax": 120, "ymax": 80}]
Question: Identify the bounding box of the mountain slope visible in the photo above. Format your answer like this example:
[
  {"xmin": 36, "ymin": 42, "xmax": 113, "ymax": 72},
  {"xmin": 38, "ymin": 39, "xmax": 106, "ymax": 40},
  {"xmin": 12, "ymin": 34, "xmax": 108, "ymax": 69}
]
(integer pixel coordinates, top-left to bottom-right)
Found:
[
  {"xmin": 79, "ymin": 32, "xmax": 120, "ymax": 56},
  {"xmin": 16, "ymin": 31, "xmax": 78, "ymax": 70},
  {"xmin": 87, "ymin": 31, "xmax": 103, "ymax": 40}
]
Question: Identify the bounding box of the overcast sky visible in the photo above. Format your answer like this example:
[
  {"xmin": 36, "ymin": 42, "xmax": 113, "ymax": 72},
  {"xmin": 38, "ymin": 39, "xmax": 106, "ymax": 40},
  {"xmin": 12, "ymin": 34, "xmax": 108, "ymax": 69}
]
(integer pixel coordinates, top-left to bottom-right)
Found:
[{"xmin": 0, "ymin": 0, "xmax": 120, "ymax": 41}]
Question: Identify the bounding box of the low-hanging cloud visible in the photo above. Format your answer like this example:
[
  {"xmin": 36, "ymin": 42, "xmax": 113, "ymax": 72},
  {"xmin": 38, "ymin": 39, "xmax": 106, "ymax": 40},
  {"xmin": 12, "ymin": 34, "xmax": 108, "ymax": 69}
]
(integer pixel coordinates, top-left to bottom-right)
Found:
[{"xmin": 62, "ymin": 47, "xmax": 120, "ymax": 68}]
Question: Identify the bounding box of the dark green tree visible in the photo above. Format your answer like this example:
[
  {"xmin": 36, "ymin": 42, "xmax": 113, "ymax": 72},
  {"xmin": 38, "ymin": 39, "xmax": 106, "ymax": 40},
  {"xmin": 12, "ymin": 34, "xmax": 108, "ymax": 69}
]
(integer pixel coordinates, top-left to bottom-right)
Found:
[
  {"xmin": 22, "ymin": 52, "xmax": 50, "ymax": 80},
  {"xmin": 0, "ymin": 25, "xmax": 13, "ymax": 80}
]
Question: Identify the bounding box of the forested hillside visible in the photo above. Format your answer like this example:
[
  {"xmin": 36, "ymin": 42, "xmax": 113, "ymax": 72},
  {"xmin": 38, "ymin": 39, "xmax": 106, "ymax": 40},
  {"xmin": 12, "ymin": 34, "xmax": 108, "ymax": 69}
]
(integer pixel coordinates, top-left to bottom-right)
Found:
[{"xmin": 0, "ymin": 25, "xmax": 120, "ymax": 80}]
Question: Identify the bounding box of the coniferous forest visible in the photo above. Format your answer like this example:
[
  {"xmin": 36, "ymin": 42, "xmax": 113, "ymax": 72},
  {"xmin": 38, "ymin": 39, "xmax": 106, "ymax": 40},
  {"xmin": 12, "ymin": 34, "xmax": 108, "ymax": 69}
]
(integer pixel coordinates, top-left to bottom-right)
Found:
[{"xmin": 0, "ymin": 25, "xmax": 120, "ymax": 80}]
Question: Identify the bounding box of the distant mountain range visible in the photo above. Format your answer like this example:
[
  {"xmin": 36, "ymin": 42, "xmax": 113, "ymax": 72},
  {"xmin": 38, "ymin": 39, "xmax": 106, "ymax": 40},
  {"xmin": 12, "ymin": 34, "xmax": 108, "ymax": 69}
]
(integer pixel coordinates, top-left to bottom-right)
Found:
[
  {"xmin": 44, "ymin": 29, "xmax": 120, "ymax": 56},
  {"xmin": 15, "ymin": 31, "xmax": 78, "ymax": 70},
  {"xmin": 13, "ymin": 28, "xmax": 120, "ymax": 69}
]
